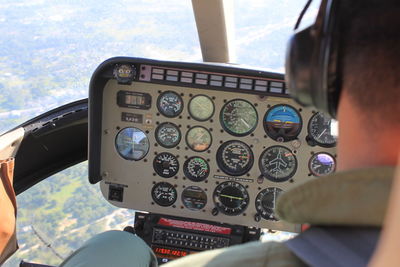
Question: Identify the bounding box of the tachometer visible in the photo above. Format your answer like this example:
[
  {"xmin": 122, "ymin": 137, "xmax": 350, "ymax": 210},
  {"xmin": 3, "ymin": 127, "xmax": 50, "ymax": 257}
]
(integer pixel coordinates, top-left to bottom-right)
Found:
[
  {"xmin": 216, "ymin": 141, "xmax": 254, "ymax": 176},
  {"xmin": 183, "ymin": 156, "xmax": 210, "ymax": 182},
  {"xmin": 153, "ymin": 152, "xmax": 179, "ymax": 178},
  {"xmin": 186, "ymin": 126, "xmax": 212, "ymax": 152},
  {"xmin": 259, "ymin": 146, "xmax": 297, "ymax": 182},
  {"xmin": 155, "ymin": 122, "xmax": 181, "ymax": 148},
  {"xmin": 309, "ymin": 152, "xmax": 336, "ymax": 177},
  {"xmin": 213, "ymin": 181, "xmax": 249, "ymax": 216},
  {"xmin": 151, "ymin": 182, "xmax": 177, "ymax": 207},
  {"xmin": 157, "ymin": 91, "xmax": 183, "ymax": 117},
  {"xmin": 255, "ymin": 187, "xmax": 283, "ymax": 221},
  {"xmin": 189, "ymin": 95, "xmax": 215, "ymax": 121},
  {"xmin": 220, "ymin": 99, "xmax": 258, "ymax": 136},
  {"xmin": 182, "ymin": 186, "xmax": 207, "ymax": 211},
  {"xmin": 264, "ymin": 104, "xmax": 302, "ymax": 142},
  {"xmin": 115, "ymin": 127, "xmax": 149, "ymax": 161},
  {"xmin": 307, "ymin": 112, "xmax": 338, "ymax": 147}
]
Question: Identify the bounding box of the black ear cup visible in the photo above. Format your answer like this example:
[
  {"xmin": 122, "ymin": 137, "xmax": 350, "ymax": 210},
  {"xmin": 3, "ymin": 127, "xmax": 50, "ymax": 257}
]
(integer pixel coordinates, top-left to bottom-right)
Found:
[{"xmin": 285, "ymin": 0, "xmax": 341, "ymax": 118}]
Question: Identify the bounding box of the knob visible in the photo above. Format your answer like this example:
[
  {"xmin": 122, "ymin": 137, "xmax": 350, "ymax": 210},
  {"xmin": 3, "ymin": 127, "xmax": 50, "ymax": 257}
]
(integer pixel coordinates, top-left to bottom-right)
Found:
[
  {"xmin": 254, "ymin": 213, "xmax": 261, "ymax": 222},
  {"xmin": 212, "ymin": 207, "xmax": 219, "ymax": 216}
]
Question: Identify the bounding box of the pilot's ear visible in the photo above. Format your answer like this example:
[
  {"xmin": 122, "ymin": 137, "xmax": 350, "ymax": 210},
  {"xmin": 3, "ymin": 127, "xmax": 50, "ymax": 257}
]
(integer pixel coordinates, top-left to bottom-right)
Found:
[{"xmin": 369, "ymin": 154, "xmax": 400, "ymax": 267}]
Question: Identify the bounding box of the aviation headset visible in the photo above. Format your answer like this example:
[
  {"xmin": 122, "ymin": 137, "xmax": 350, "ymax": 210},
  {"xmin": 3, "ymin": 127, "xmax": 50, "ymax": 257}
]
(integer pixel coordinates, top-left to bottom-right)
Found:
[{"xmin": 285, "ymin": 0, "xmax": 341, "ymax": 119}]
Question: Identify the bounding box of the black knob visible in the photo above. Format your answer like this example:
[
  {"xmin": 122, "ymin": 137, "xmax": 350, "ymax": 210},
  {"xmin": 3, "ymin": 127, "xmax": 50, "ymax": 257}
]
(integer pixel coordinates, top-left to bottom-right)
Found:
[
  {"xmin": 212, "ymin": 207, "xmax": 219, "ymax": 216},
  {"xmin": 254, "ymin": 213, "xmax": 261, "ymax": 222}
]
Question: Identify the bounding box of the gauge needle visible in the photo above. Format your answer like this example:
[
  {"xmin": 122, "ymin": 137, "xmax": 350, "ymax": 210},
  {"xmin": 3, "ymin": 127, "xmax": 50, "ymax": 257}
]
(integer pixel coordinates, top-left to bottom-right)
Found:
[
  {"xmin": 318, "ymin": 128, "xmax": 327, "ymax": 138},
  {"xmin": 240, "ymin": 118, "xmax": 250, "ymax": 128},
  {"xmin": 220, "ymin": 194, "xmax": 243, "ymax": 200}
]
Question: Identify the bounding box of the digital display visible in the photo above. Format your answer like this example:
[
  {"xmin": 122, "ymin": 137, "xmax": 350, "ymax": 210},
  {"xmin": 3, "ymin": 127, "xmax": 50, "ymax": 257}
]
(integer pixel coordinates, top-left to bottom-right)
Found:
[
  {"xmin": 125, "ymin": 94, "xmax": 146, "ymax": 105},
  {"xmin": 117, "ymin": 91, "xmax": 151, "ymax": 109},
  {"xmin": 152, "ymin": 246, "xmax": 192, "ymax": 259}
]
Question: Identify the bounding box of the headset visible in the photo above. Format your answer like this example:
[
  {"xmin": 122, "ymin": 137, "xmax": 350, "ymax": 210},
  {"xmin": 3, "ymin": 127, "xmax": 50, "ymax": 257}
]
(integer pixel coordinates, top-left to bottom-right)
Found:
[{"xmin": 285, "ymin": 0, "xmax": 342, "ymax": 119}]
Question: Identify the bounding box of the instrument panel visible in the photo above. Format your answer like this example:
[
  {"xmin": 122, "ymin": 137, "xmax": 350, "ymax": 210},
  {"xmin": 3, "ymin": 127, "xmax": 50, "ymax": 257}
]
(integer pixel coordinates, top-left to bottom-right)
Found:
[{"xmin": 89, "ymin": 57, "xmax": 337, "ymax": 232}]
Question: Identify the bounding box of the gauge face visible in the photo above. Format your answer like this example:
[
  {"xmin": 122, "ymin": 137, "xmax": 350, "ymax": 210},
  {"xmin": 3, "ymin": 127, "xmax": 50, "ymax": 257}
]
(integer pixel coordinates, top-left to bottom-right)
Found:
[
  {"xmin": 186, "ymin": 126, "xmax": 212, "ymax": 152},
  {"xmin": 155, "ymin": 122, "xmax": 181, "ymax": 148},
  {"xmin": 153, "ymin": 152, "xmax": 179, "ymax": 178},
  {"xmin": 255, "ymin": 187, "xmax": 283, "ymax": 221},
  {"xmin": 151, "ymin": 182, "xmax": 177, "ymax": 207},
  {"xmin": 308, "ymin": 112, "xmax": 338, "ymax": 147},
  {"xmin": 309, "ymin": 152, "xmax": 336, "ymax": 177},
  {"xmin": 157, "ymin": 91, "xmax": 183, "ymax": 117},
  {"xmin": 115, "ymin": 127, "xmax": 149, "ymax": 161},
  {"xmin": 189, "ymin": 95, "xmax": 215, "ymax": 121},
  {"xmin": 264, "ymin": 104, "xmax": 302, "ymax": 142},
  {"xmin": 259, "ymin": 146, "xmax": 297, "ymax": 182},
  {"xmin": 183, "ymin": 157, "xmax": 210, "ymax": 182},
  {"xmin": 217, "ymin": 141, "xmax": 254, "ymax": 176},
  {"xmin": 213, "ymin": 181, "xmax": 249, "ymax": 216},
  {"xmin": 182, "ymin": 186, "xmax": 207, "ymax": 211},
  {"xmin": 220, "ymin": 99, "xmax": 258, "ymax": 136}
]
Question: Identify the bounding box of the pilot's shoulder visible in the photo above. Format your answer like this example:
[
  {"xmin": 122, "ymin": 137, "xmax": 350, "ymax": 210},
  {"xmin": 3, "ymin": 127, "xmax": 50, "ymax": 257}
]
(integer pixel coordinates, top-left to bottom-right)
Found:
[{"xmin": 164, "ymin": 241, "xmax": 306, "ymax": 267}]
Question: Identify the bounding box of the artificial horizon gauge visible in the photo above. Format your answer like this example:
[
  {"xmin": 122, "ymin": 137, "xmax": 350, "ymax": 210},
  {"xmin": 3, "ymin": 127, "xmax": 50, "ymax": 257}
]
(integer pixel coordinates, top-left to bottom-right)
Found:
[
  {"xmin": 220, "ymin": 99, "xmax": 258, "ymax": 136},
  {"xmin": 307, "ymin": 112, "xmax": 338, "ymax": 147},
  {"xmin": 153, "ymin": 152, "xmax": 179, "ymax": 178},
  {"xmin": 309, "ymin": 152, "xmax": 336, "ymax": 177},
  {"xmin": 183, "ymin": 156, "xmax": 210, "ymax": 182},
  {"xmin": 213, "ymin": 181, "xmax": 250, "ymax": 216},
  {"xmin": 217, "ymin": 141, "xmax": 254, "ymax": 176},
  {"xmin": 259, "ymin": 146, "xmax": 297, "ymax": 182},
  {"xmin": 264, "ymin": 104, "xmax": 302, "ymax": 142},
  {"xmin": 188, "ymin": 95, "xmax": 215, "ymax": 121},
  {"xmin": 186, "ymin": 126, "xmax": 212, "ymax": 152},
  {"xmin": 255, "ymin": 187, "xmax": 283, "ymax": 221},
  {"xmin": 181, "ymin": 186, "xmax": 207, "ymax": 211},
  {"xmin": 155, "ymin": 122, "xmax": 181, "ymax": 148},
  {"xmin": 151, "ymin": 182, "xmax": 177, "ymax": 207},
  {"xmin": 115, "ymin": 127, "xmax": 150, "ymax": 161},
  {"xmin": 157, "ymin": 91, "xmax": 183, "ymax": 118}
]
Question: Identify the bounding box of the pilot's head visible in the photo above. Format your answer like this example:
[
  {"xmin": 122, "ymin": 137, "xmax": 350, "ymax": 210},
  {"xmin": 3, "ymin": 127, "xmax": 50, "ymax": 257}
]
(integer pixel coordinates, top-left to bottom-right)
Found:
[{"xmin": 286, "ymin": 0, "xmax": 400, "ymax": 170}]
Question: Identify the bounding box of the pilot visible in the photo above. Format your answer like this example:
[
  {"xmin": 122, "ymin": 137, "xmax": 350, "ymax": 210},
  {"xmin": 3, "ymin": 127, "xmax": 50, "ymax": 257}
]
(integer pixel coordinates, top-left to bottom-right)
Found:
[{"xmin": 59, "ymin": 0, "xmax": 400, "ymax": 266}]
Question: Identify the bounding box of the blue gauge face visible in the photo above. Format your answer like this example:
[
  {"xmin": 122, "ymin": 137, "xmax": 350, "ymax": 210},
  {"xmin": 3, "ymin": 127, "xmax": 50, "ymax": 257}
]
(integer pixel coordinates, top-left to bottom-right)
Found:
[
  {"xmin": 264, "ymin": 105, "xmax": 302, "ymax": 141},
  {"xmin": 115, "ymin": 127, "xmax": 150, "ymax": 161}
]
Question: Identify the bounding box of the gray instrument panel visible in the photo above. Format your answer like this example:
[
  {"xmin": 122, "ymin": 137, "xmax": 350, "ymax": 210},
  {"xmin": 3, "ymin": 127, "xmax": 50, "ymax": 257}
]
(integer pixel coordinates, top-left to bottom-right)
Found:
[{"xmin": 96, "ymin": 61, "xmax": 336, "ymax": 232}]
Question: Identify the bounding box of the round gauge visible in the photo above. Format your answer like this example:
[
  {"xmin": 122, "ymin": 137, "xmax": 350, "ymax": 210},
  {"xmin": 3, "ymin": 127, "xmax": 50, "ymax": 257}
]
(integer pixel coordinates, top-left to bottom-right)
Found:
[
  {"xmin": 186, "ymin": 126, "xmax": 212, "ymax": 152},
  {"xmin": 155, "ymin": 122, "xmax": 181, "ymax": 148},
  {"xmin": 307, "ymin": 112, "xmax": 338, "ymax": 147},
  {"xmin": 183, "ymin": 156, "xmax": 210, "ymax": 182},
  {"xmin": 153, "ymin": 152, "xmax": 179, "ymax": 178},
  {"xmin": 157, "ymin": 91, "xmax": 183, "ymax": 118},
  {"xmin": 182, "ymin": 186, "xmax": 207, "ymax": 211},
  {"xmin": 255, "ymin": 187, "xmax": 283, "ymax": 221},
  {"xmin": 217, "ymin": 141, "xmax": 254, "ymax": 176},
  {"xmin": 151, "ymin": 182, "xmax": 177, "ymax": 207},
  {"xmin": 264, "ymin": 104, "xmax": 302, "ymax": 142},
  {"xmin": 259, "ymin": 146, "xmax": 297, "ymax": 182},
  {"xmin": 189, "ymin": 95, "xmax": 215, "ymax": 121},
  {"xmin": 213, "ymin": 181, "xmax": 249, "ymax": 216},
  {"xmin": 115, "ymin": 127, "xmax": 149, "ymax": 161},
  {"xmin": 220, "ymin": 99, "xmax": 258, "ymax": 136},
  {"xmin": 309, "ymin": 152, "xmax": 336, "ymax": 177}
]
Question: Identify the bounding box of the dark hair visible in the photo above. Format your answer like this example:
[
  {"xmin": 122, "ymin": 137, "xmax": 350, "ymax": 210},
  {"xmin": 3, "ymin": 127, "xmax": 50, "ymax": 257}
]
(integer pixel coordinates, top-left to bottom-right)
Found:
[{"xmin": 339, "ymin": 0, "xmax": 400, "ymax": 121}]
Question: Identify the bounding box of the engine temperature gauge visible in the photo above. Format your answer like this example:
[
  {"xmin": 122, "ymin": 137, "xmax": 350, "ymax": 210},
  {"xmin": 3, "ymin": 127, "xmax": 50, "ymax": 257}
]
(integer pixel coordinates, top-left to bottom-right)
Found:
[
  {"xmin": 309, "ymin": 152, "xmax": 336, "ymax": 177},
  {"xmin": 153, "ymin": 152, "xmax": 179, "ymax": 178},
  {"xmin": 152, "ymin": 182, "xmax": 177, "ymax": 207},
  {"xmin": 183, "ymin": 156, "xmax": 210, "ymax": 182}
]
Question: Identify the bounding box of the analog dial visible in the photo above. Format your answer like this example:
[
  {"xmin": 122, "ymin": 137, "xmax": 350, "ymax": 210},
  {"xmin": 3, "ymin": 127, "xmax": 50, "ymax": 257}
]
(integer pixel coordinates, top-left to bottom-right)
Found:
[
  {"xmin": 309, "ymin": 152, "xmax": 336, "ymax": 177},
  {"xmin": 183, "ymin": 156, "xmax": 210, "ymax": 182},
  {"xmin": 151, "ymin": 182, "xmax": 177, "ymax": 207},
  {"xmin": 264, "ymin": 104, "xmax": 302, "ymax": 142},
  {"xmin": 155, "ymin": 122, "xmax": 181, "ymax": 148},
  {"xmin": 255, "ymin": 187, "xmax": 283, "ymax": 221},
  {"xmin": 217, "ymin": 141, "xmax": 254, "ymax": 176},
  {"xmin": 213, "ymin": 181, "xmax": 249, "ymax": 216},
  {"xmin": 153, "ymin": 152, "xmax": 179, "ymax": 178},
  {"xmin": 157, "ymin": 91, "xmax": 183, "ymax": 117},
  {"xmin": 115, "ymin": 127, "xmax": 149, "ymax": 161},
  {"xmin": 308, "ymin": 112, "xmax": 338, "ymax": 147},
  {"xmin": 220, "ymin": 99, "xmax": 258, "ymax": 136},
  {"xmin": 259, "ymin": 146, "xmax": 297, "ymax": 182},
  {"xmin": 189, "ymin": 95, "xmax": 215, "ymax": 121},
  {"xmin": 186, "ymin": 126, "xmax": 212, "ymax": 152},
  {"xmin": 182, "ymin": 186, "xmax": 207, "ymax": 211}
]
